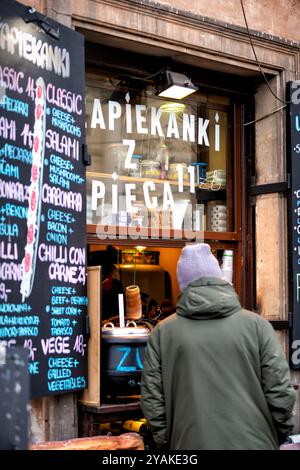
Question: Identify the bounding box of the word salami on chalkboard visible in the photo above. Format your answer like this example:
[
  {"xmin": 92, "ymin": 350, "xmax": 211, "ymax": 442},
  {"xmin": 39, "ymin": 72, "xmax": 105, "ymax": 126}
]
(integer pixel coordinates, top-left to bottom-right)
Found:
[{"xmin": 0, "ymin": 0, "xmax": 88, "ymax": 397}]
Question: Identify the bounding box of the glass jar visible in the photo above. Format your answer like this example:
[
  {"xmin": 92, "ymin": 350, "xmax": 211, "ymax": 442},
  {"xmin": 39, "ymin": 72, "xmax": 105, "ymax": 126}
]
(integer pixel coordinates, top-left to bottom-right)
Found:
[
  {"xmin": 168, "ymin": 163, "xmax": 189, "ymax": 181},
  {"xmin": 108, "ymin": 143, "xmax": 127, "ymax": 175},
  {"xmin": 191, "ymin": 162, "xmax": 207, "ymax": 183},
  {"xmin": 140, "ymin": 160, "xmax": 160, "ymax": 178},
  {"xmin": 128, "ymin": 155, "xmax": 142, "ymax": 177},
  {"xmin": 156, "ymin": 141, "xmax": 169, "ymax": 178}
]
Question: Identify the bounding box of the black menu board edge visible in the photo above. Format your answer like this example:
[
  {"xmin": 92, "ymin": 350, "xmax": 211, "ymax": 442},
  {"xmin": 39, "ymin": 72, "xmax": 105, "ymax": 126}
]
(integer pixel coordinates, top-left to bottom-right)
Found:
[
  {"xmin": 287, "ymin": 80, "xmax": 300, "ymax": 369},
  {"xmin": 0, "ymin": 0, "xmax": 88, "ymax": 396}
]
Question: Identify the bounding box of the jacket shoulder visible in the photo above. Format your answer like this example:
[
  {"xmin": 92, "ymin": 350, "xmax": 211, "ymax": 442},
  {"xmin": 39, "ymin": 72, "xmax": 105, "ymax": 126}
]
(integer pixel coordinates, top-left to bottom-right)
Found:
[
  {"xmin": 240, "ymin": 308, "xmax": 272, "ymax": 325},
  {"xmin": 239, "ymin": 308, "xmax": 278, "ymax": 342},
  {"xmin": 155, "ymin": 313, "xmax": 177, "ymax": 328}
]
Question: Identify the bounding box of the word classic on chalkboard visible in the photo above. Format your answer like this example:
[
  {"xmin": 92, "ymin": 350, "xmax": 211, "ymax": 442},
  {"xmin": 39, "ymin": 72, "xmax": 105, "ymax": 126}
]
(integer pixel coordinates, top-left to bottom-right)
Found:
[{"xmin": 0, "ymin": 0, "xmax": 88, "ymax": 397}]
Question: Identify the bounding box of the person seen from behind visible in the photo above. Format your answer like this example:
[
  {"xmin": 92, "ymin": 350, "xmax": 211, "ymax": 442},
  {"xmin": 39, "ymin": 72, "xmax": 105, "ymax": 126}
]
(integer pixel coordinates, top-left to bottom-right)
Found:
[{"xmin": 141, "ymin": 243, "xmax": 296, "ymax": 450}]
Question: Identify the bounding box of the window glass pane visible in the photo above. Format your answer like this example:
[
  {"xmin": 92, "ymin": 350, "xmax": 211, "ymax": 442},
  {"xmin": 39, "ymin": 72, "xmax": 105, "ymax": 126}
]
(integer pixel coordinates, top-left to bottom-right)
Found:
[{"xmin": 86, "ymin": 72, "xmax": 233, "ymax": 235}]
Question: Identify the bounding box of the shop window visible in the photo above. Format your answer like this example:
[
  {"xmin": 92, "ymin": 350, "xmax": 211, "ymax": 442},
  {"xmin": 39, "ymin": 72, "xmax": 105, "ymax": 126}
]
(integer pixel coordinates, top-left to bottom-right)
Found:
[
  {"xmin": 85, "ymin": 72, "xmax": 234, "ymax": 236},
  {"xmin": 81, "ymin": 66, "xmax": 248, "ymax": 411}
]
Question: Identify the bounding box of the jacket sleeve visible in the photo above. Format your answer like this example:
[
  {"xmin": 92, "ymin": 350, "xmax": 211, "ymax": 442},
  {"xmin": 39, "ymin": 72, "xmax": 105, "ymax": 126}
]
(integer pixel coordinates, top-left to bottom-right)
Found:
[
  {"xmin": 259, "ymin": 319, "xmax": 296, "ymax": 444},
  {"xmin": 140, "ymin": 327, "xmax": 168, "ymax": 449}
]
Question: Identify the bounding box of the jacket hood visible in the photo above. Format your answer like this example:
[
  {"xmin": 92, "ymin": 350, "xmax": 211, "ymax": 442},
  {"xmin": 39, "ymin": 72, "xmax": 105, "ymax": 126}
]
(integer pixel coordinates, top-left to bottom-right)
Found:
[{"xmin": 176, "ymin": 277, "xmax": 241, "ymax": 320}]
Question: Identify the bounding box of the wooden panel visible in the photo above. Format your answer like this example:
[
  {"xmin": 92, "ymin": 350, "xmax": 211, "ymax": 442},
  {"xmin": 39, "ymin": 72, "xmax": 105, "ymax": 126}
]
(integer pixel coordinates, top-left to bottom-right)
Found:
[
  {"xmin": 29, "ymin": 398, "xmax": 47, "ymax": 443},
  {"xmin": 48, "ymin": 394, "xmax": 78, "ymax": 441},
  {"xmin": 78, "ymin": 267, "xmax": 101, "ymax": 406},
  {"xmin": 255, "ymin": 77, "xmax": 284, "ymax": 185},
  {"xmin": 255, "ymin": 194, "xmax": 287, "ymax": 320},
  {"xmin": 29, "ymin": 394, "xmax": 78, "ymax": 442}
]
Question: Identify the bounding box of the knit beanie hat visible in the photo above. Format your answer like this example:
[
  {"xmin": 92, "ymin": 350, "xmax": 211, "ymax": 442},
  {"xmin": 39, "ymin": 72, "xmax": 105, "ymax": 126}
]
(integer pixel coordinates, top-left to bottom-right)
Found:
[{"xmin": 177, "ymin": 243, "xmax": 223, "ymax": 292}]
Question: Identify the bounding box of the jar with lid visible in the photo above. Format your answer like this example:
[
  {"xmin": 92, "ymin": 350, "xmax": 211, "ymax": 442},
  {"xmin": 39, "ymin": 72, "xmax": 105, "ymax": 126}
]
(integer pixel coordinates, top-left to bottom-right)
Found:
[
  {"xmin": 191, "ymin": 162, "xmax": 207, "ymax": 183},
  {"xmin": 140, "ymin": 160, "xmax": 160, "ymax": 178},
  {"xmin": 168, "ymin": 163, "xmax": 189, "ymax": 181},
  {"xmin": 108, "ymin": 143, "xmax": 127, "ymax": 175},
  {"xmin": 156, "ymin": 140, "xmax": 169, "ymax": 179},
  {"xmin": 128, "ymin": 155, "xmax": 142, "ymax": 177}
]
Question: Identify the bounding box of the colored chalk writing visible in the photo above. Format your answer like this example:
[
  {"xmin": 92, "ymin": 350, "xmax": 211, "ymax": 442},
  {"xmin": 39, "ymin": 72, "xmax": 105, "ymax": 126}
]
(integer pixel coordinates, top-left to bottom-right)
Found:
[
  {"xmin": 0, "ymin": 0, "xmax": 87, "ymax": 397},
  {"xmin": 288, "ymin": 81, "xmax": 300, "ymax": 368}
]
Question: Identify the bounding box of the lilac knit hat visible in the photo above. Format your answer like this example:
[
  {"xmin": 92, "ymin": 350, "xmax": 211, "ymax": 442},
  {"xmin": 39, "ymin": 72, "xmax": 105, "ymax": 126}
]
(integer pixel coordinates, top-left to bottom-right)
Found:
[{"xmin": 177, "ymin": 243, "xmax": 223, "ymax": 291}]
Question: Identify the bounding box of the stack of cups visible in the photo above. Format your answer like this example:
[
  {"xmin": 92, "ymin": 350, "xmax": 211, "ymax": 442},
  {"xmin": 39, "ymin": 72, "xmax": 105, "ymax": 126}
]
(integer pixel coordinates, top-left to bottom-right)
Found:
[
  {"xmin": 209, "ymin": 204, "xmax": 227, "ymax": 232},
  {"xmin": 221, "ymin": 250, "xmax": 233, "ymax": 284},
  {"xmin": 125, "ymin": 285, "xmax": 142, "ymax": 320}
]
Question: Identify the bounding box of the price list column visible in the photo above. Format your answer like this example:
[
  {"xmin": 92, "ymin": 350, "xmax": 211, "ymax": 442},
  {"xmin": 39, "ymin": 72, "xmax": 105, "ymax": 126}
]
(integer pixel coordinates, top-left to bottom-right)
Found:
[{"xmin": 38, "ymin": 86, "xmax": 88, "ymax": 395}]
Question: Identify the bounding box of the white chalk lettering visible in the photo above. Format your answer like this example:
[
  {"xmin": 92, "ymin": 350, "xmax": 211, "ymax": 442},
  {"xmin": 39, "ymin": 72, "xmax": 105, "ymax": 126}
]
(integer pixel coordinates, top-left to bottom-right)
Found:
[
  {"xmin": 41, "ymin": 336, "xmax": 70, "ymax": 355},
  {"xmin": 69, "ymin": 247, "xmax": 85, "ymax": 265},
  {"xmin": 42, "ymin": 184, "xmax": 82, "ymax": 211},
  {"xmin": 0, "ymin": 23, "xmax": 70, "ymax": 77},
  {"xmin": 0, "ymin": 242, "xmax": 18, "ymax": 260},
  {"xmin": 0, "ymin": 179, "xmax": 28, "ymax": 202},
  {"xmin": 46, "ymin": 129, "xmax": 79, "ymax": 160},
  {"xmin": 46, "ymin": 83, "xmax": 82, "ymax": 115},
  {"xmin": 49, "ymin": 263, "xmax": 86, "ymax": 285},
  {"xmin": 38, "ymin": 244, "xmax": 68, "ymax": 263},
  {"xmin": 0, "ymin": 65, "xmax": 24, "ymax": 93},
  {"xmin": 0, "ymin": 117, "xmax": 16, "ymax": 140}
]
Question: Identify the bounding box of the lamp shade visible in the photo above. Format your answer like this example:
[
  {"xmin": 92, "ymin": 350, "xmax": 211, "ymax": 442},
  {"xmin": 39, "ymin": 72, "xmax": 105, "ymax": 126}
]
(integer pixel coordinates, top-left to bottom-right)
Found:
[{"xmin": 156, "ymin": 70, "xmax": 198, "ymax": 100}]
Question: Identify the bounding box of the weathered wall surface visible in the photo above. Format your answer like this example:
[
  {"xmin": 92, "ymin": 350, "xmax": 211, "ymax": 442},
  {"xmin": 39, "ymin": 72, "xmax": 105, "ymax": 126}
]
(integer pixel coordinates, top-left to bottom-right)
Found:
[
  {"xmin": 154, "ymin": 0, "xmax": 300, "ymax": 43},
  {"xmin": 19, "ymin": 0, "xmax": 300, "ymax": 45}
]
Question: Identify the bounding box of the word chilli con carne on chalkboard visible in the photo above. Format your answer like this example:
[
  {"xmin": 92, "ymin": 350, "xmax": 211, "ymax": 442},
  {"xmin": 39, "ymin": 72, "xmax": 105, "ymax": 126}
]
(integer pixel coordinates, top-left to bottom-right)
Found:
[{"xmin": 0, "ymin": 0, "xmax": 88, "ymax": 397}]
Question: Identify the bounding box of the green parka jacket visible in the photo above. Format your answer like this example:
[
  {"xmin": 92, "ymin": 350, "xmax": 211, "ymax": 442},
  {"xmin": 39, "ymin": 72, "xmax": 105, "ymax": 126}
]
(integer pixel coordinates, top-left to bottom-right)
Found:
[{"xmin": 140, "ymin": 278, "xmax": 296, "ymax": 450}]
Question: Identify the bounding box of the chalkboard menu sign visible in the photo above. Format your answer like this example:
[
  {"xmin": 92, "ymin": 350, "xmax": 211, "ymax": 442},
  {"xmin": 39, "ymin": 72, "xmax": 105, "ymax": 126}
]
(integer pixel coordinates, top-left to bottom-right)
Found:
[
  {"xmin": 0, "ymin": 0, "xmax": 88, "ymax": 396},
  {"xmin": 287, "ymin": 81, "xmax": 300, "ymax": 368}
]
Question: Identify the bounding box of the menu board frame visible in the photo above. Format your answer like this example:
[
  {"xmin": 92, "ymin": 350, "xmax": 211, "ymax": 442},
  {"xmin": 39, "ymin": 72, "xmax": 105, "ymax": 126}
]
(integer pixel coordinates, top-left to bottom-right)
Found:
[
  {"xmin": 287, "ymin": 80, "xmax": 300, "ymax": 369},
  {"xmin": 0, "ymin": 0, "xmax": 88, "ymax": 396}
]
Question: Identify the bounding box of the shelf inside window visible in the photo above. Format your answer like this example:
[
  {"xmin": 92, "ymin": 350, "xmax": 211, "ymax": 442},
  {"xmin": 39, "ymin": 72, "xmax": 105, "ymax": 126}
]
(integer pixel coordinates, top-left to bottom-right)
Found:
[
  {"xmin": 196, "ymin": 188, "xmax": 226, "ymax": 201},
  {"xmin": 86, "ymin": 171, "xmax": 226, "ymax": 192},
  {"xmin": 86, "ymin": 224, "xmax": 241, "ymax": 244}
]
